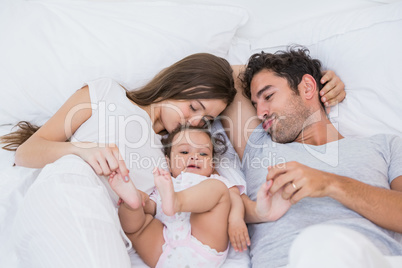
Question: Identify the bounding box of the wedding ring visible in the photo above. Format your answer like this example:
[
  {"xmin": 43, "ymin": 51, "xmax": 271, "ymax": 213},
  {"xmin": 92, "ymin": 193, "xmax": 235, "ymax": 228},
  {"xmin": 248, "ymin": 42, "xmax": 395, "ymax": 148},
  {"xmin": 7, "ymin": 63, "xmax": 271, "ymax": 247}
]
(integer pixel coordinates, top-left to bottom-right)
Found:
[{"xmin": 292, "ymin": 182, "xmax": 297, "ymax": 190}]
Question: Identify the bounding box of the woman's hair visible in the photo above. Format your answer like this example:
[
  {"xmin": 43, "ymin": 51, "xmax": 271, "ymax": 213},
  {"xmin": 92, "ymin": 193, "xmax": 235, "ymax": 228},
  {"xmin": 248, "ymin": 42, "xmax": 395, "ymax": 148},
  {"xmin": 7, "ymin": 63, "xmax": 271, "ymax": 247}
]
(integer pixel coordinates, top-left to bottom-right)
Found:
[
  {"xmin": 0, "ymin": 121, "xmax": 41, "ymax": 151},
  {"xmin": 161, "ymin": 125, "xmax": 227, "ymax": 159},
  {"xmin": 127, "ymin": 53, "xmax": 236, "ymax": 106},
  {"xmin": 241, "ymin": 46, "xmax": 324, "ymax": 108},
  {"xmin": 1, "ymin": 53, "xmax": 236, "ymax": 151}
]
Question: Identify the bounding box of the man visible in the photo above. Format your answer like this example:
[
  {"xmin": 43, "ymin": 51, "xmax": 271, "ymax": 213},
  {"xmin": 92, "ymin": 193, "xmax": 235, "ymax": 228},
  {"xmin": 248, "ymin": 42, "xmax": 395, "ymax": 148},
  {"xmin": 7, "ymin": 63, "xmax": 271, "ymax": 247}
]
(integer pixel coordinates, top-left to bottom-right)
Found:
[{"xmin": 221, "ymin": 47, "xmax": 402, "ymax": 267}]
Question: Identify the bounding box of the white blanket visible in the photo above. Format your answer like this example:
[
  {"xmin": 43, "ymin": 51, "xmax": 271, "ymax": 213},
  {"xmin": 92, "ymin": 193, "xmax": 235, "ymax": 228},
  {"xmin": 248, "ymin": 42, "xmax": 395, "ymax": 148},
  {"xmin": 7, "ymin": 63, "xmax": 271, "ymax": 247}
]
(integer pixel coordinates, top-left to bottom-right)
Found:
[{"xmin": 0, "ymin": 153, "xmax": 250, "ymax": 268}]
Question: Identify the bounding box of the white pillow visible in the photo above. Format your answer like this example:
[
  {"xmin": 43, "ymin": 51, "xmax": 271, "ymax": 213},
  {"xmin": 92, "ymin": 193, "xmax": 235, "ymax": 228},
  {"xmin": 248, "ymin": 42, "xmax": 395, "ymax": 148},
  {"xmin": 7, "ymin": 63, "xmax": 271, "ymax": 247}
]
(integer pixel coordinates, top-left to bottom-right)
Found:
[
  {"xmin": 222, "ymin": 0, "xmax": 380, "ymax": 40},
  {"xmin": 250, "ymin": 1, "xmax": 402, "ymax": 138},
  {"xmin": 0, "ymin": 0, "xmax": 247, "ymax": 125},
  {"xmin": 92, "ymin": 0, "xmax": 380, "ymax": 40}
]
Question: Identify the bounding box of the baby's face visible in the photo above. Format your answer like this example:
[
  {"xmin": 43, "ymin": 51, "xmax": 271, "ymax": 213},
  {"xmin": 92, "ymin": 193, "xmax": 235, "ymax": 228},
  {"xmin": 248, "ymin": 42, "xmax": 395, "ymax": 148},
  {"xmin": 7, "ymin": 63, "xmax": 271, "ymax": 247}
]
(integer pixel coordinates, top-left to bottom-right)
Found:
[{"xmin": 168, "ymin": 130, "xmax": 214, "ymax": 178}]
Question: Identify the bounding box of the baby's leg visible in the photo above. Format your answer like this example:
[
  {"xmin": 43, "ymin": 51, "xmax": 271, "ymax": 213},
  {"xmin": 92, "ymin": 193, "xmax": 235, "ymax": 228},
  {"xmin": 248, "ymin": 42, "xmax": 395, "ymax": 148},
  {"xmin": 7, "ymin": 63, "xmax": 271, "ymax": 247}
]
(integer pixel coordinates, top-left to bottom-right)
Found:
[
  {"xmin": 126, "ymin": 214, "xmax": 165, "ymax": 268},
  {"xmin": 109, "ymin": 170, "xmax": 145, "ymax": 235},
  {"xmin": 109, "ymin": 171, "xmax": 142, "ymax": 210},
  {"xmin": 188, "ymin": 179, "xmax": 231, "ymax": 253},
  {"xmin": 109, "ymin": 171, "xmax": 165, "ymax": 267}
]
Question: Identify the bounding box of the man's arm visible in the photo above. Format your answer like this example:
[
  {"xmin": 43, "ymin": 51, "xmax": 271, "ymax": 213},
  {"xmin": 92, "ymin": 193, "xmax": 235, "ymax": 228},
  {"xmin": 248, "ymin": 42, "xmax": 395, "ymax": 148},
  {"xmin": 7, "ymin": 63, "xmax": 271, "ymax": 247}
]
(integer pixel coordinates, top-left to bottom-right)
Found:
[
  {"xmin": 267, "ymin": 162, "xmax": 402, "ymax": 233},
  {"xmin": 329, "ymin": 175, "xmax": 402, "ymax": 233}
]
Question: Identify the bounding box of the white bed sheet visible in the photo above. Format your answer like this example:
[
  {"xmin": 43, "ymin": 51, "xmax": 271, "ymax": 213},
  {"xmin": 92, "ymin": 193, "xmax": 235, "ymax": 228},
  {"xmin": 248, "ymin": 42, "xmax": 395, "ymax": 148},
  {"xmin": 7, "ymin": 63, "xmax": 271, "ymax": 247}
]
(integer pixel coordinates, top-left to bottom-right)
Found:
[
  {"xmin": 0, "ymin": 124, "xmax": 38, "ymax": 264},
  {"xmin": 0, "ymin": 174, "xmax": 251, "ymax": 268},
  {"xmin": 0, "ymin": 125, "xmax": 15, "ymax": 169}
]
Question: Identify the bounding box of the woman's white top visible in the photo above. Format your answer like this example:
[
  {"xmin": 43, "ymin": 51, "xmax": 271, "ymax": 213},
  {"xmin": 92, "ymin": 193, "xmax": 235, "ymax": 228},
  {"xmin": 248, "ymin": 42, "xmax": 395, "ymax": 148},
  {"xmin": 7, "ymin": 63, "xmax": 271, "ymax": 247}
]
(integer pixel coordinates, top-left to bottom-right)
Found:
[{"xmin": 71, "ymin": 77, "xmax": 166, "ymax": 195}]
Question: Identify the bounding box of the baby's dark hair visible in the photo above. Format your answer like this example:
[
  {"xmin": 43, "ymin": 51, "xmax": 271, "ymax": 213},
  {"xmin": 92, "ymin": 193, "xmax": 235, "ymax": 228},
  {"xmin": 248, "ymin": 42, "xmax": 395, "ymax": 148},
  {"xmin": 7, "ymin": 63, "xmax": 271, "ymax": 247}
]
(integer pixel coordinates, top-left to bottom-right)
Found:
[{"xmin": 161, "ymin": 125, "xmax": 227, "ymax": 158}]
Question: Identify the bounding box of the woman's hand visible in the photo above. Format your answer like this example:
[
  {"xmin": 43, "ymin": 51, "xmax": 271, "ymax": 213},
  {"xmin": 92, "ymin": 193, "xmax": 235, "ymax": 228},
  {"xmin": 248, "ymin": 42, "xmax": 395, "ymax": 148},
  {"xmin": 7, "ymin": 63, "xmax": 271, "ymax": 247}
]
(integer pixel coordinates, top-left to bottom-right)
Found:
[
  {"xmin": 75, "ymin": 142, "xmax": 130, "ymax": 179},
  {"xmin": 228, "ymin": 218, "xmax": 250, "ymax": 252},
  {"xmin": 320, "ymin": 70, "xmax": 346, "ymax": 108}
]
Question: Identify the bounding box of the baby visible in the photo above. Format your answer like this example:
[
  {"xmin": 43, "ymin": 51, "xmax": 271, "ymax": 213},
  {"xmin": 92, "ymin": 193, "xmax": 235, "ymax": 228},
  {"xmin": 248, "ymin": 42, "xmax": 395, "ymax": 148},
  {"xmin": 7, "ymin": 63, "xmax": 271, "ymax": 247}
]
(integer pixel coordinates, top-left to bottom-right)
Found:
[{"xmin": 109, "ymin": 126, "xmax": 248, "ymax": 267}]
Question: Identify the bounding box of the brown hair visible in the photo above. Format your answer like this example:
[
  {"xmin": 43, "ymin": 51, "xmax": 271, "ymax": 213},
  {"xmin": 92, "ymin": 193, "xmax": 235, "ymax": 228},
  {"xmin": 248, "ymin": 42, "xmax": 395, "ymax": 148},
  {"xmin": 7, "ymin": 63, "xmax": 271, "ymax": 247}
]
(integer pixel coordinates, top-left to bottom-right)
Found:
[
  {"xmin": 161, "ymin": 125, "xmax": 227, "ymax": 159},
  {"xmin": 1, "ymin": 53, "xmax": 236, "ymax": 151},
  {"xmin": 1, "ymin": 121, "xmax": 41, "ymax": 151},
  {"xmin": 127, "ymin": 53, "xmax": 236, "ymax": 105}
]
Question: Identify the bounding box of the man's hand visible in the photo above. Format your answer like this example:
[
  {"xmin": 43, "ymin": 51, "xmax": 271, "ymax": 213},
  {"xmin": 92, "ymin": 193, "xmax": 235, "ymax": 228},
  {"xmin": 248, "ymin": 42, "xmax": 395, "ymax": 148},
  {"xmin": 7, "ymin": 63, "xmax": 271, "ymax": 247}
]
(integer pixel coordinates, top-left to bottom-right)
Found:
[{"xmin": 267, "ymin": 161, "xmax": 334, "ymax": 204}]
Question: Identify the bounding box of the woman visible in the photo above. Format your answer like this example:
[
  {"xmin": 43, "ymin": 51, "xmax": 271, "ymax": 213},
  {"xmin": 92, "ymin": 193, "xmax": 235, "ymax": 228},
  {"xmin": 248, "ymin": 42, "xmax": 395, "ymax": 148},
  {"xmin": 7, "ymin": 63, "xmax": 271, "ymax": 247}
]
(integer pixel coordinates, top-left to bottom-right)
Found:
[{"xmin": 0, "ymin": 53, "xmax": 344, "ymax": 267}]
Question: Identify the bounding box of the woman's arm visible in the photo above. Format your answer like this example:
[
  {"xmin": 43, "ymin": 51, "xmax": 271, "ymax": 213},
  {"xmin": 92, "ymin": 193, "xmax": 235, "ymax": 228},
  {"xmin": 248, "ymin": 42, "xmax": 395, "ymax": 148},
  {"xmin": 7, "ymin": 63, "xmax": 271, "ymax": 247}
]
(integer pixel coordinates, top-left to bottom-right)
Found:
[
  {"xmin": 320, "ymin": 70, "xmax": 346, "ymax": 107},
  {"xmin": 14, "ymin": 86, "xmax": 129, "ymax": 176},
  {"xmin": 221, "ymin": 65, "xmax": 260, "ymax": 161},
  {"xmin": 15, "ymin": 87, "xmax": 91, "ymax": 167}
]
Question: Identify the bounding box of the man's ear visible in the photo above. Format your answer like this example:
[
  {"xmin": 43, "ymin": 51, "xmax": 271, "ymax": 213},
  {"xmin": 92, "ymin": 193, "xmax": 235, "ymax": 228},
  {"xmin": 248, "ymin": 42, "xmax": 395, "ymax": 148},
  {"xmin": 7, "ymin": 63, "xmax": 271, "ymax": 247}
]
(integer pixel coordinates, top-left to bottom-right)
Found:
[{"xmin": 301, "ymin": 74, "xmax": 317, "ymax": 100}]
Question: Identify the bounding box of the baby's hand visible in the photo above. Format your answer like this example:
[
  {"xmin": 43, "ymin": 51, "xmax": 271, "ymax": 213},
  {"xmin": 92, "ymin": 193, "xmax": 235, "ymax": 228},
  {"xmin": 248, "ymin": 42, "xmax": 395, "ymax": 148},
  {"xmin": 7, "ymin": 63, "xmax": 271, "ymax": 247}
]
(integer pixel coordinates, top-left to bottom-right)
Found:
[{"xmin": 228, "ymin": 218, "xmax": 250, "ymax": 252}]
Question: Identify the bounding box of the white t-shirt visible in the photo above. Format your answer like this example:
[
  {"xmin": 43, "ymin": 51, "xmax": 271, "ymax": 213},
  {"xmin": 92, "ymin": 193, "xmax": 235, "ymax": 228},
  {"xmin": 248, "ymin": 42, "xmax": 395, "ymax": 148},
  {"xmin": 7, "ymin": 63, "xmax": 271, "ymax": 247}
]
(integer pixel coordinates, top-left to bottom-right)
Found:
[{"xmin": 70, "ymin": 77, "xmax": 166, "ymax": 197}]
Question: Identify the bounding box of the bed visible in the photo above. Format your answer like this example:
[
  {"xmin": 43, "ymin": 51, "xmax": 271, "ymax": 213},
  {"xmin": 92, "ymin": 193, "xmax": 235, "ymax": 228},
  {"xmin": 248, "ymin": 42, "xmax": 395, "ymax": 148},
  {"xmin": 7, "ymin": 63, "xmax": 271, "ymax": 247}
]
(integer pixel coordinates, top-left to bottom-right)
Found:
[{"xmin": 1, "ymin": 0, "xmax": 401, "ymax": 267}]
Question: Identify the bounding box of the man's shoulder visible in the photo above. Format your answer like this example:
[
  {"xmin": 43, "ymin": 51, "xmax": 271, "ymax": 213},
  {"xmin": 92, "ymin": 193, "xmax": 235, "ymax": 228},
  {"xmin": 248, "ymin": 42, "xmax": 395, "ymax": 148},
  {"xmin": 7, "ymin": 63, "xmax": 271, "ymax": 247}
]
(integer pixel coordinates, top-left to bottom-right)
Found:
[
  {"xmin": 343, "ymin": 133, "xmax": 401, "ymax": 143},
  {"xmin": 365, "ymin": 133, "xmax": 402, "ymax": 146},
  {"xmin": 247, "ymin": 124, "xmax": 273, "ymax": 143},
  {"xmin": 344, "ymin": 134, "xmax": 402, "ymax": 157}
]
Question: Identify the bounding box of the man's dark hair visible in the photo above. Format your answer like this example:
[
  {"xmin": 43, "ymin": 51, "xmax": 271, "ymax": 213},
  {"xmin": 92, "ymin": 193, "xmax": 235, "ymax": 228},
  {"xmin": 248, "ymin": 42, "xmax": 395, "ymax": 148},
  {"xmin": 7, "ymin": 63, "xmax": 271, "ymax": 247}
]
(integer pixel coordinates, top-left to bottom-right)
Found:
[{"xmin": 240, "ymin": 46, "xmax": 325, "ymax": 109}]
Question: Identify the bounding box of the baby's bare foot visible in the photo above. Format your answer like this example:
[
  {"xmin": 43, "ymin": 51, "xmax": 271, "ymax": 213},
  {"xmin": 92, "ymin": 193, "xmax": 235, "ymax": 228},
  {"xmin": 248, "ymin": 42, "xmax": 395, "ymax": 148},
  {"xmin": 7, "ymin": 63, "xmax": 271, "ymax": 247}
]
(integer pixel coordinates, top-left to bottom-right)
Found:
[
  {"xmin": 109, "ymin": 170, "xmax": 142, "ymax": 210},
  {"xmin": 153, "ymin": 168, "xmax": 176, "ymax": 216}
]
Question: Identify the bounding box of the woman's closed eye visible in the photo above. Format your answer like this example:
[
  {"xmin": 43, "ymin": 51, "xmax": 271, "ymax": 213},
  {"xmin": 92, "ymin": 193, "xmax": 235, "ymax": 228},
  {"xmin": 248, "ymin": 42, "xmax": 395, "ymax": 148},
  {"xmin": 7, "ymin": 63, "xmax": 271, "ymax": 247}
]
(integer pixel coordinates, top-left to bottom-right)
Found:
[
  {"xmin": 190, "ymin": 100, "xmax": 205, "ymax": 113},
  {"xmin": 190, "ymin": 104, "xmax": 197, "ymax": 112}
]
